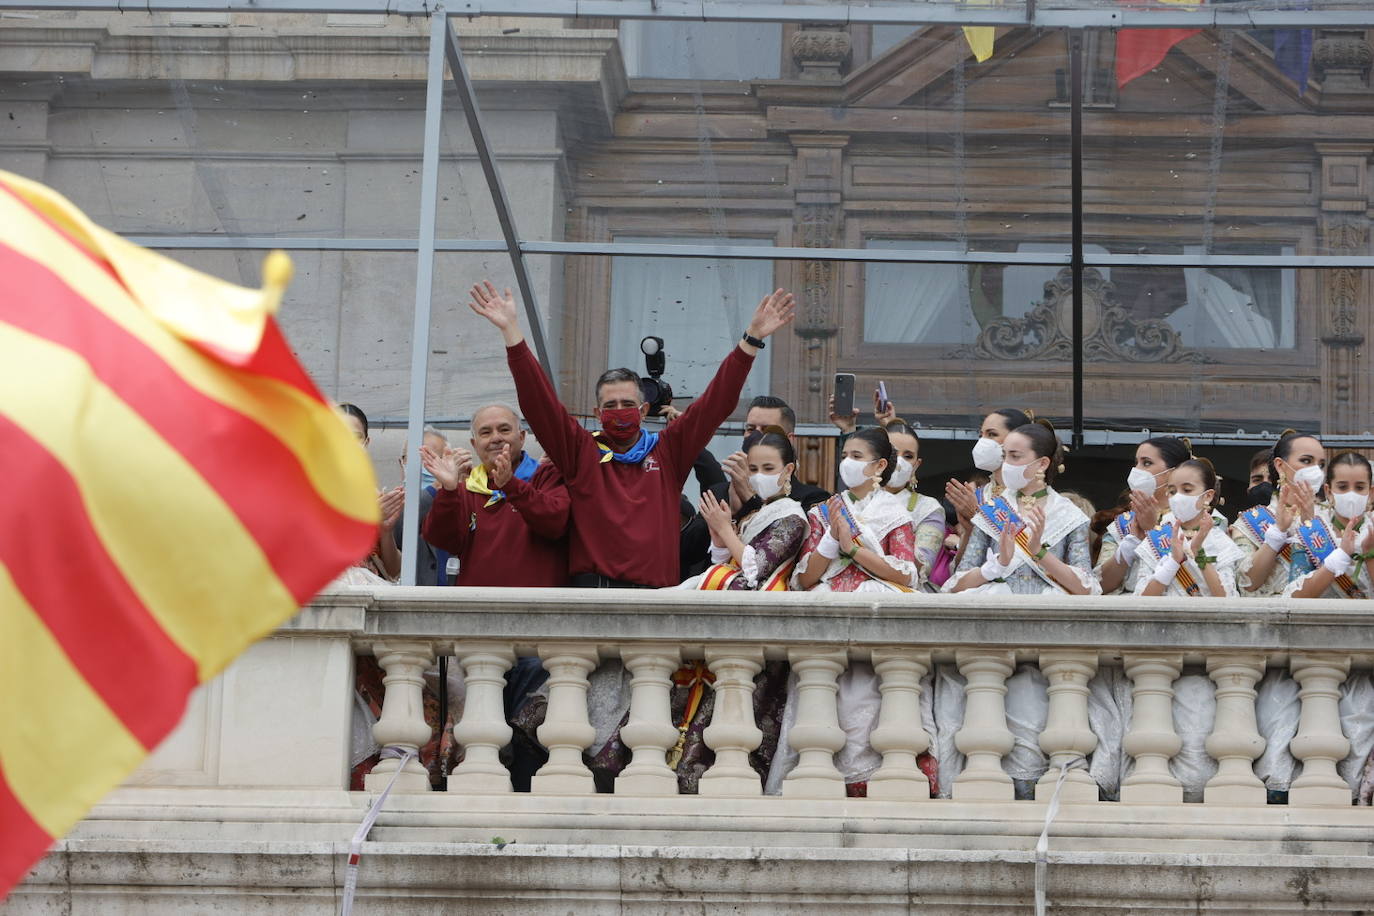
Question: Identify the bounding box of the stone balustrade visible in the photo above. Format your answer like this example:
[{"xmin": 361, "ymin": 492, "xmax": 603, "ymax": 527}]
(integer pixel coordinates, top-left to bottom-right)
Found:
[{"xmin": 10, "ymin": 588, "xmax": 1374, "ymax": 914}]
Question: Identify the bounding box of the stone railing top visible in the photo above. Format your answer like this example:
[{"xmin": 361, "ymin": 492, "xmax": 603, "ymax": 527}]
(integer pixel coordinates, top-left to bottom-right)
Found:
[{"xmin": 297, "ymin": 587, "xmax": 1374, "ymax": 660}]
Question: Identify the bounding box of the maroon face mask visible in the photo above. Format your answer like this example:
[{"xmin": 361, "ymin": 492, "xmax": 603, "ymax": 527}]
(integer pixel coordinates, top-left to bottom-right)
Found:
[{"xmin": 599, "ymin": 406, "xmax": 642, "ymax": 443}]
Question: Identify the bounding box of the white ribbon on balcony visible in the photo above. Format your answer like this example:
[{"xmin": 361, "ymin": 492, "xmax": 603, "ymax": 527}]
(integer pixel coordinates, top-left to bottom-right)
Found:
[{"xmin": 341, "ymin": 747, "xmax": 417, "ymax": 916}]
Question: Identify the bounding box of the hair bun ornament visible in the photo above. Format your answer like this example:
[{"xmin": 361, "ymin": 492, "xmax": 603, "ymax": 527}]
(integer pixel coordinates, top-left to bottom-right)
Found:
[
  {"xmin": 1025, "ymin": 408, "xmax": 1037, "ymax": 421},
  {"xmin": 1180, "ymin": 435, "xmax": 1194, "ymax": 456},
  {"xmin": 762, "ymin": 424, "xmax": 789, "ymax": 437},
  {"xmin": 1057, "ymin": 463, "xmax": 1066, "ymax": 475},
  {"xmin": 1218, "ymin": 496, "xmax": 1226, "ymax": 506}
]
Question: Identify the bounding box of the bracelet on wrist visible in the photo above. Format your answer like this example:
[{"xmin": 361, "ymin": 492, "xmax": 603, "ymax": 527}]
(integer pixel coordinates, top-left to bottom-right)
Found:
[
  {"xmin": 741, "ymin": 331, "xmax": 766, "ymax": 349},
  {"xmin": 1033, "ymin": 544, "xmax": 1049, "ymax": 561}
]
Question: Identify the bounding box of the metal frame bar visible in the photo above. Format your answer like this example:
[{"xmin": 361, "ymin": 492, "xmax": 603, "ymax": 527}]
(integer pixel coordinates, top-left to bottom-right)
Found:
[
  {"xmin": 125, "ymin": 236, "xmax": 1374, "ymax": 270},
  {"xmin": 396, "ymin": 10, "xmax": 450, "ymax": 587},
  {"xmin": 443, "ymin": 17, "xmax": 555, "ymax": 373},
  {"xmin": 8, "ymin": 0, "xmax": 1374, "ymax": 30},
  {"xmin": 1069, "ymin": 29, "xmax": 1085, "ymax": 452}
]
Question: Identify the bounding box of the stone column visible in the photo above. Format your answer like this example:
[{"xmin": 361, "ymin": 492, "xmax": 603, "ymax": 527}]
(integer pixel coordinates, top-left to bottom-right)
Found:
[
  {"xmin": 1120, "ymin": 654, "xmax": 1183, "ymax": 804},
  {"xmin": 1315, "ymin": 144, "xmax": 1373, "ymax": 434},
  {"xmin": 782, "ymin": 648, "xmax": 848, "ymax": 798},
  {"xmin": 364, "ymin": 641, "xmax": 435, "ymax": 793},
  {"xmin": 699, "ymin": 645, "xmax": 765, "ymax": 797},
  {"xmin": 616, "ymin": 645, "xmax": 684, "ymax": 796},
  {"xmin": 1313, "ymin": 30, "xmax": 1373, "ymax": 94},
  {"xmin": 448, "ymin": 641, "xmax": 516, "ymax": 794},
  {"xmin": 531, "ymin": 643, "xmax": 599, "ymax": 795},
  {"xmin": 1289, "ymin": 653, "xmax": 1353, "ymax": 806},
  {"xmin": 952, "ymin": 650, "xmax": 1015, "ymax": 800},
  {"xmin": 1035, "ymin": 651, "xmax": 1099, "ymax": 803},
  {"xmin": 1203, "ymin": 654, "xmax": 1267, "ymax": 806},
  {"xmin": 867, "ymin": 649, "xmax": 934, "ymax": 801}
]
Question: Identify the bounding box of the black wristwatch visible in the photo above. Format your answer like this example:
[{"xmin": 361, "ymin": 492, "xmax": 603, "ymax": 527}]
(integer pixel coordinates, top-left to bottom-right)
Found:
[{"xmin": 742, "ymin": 331, "xmax": 766, "ymax": 349}]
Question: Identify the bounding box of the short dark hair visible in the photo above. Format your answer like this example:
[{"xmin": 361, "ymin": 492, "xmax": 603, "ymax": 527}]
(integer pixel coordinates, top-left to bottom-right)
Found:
[
  {"xmin": 338, "ymin": 402, "xmax": 369, "ymax": 438},
  {"xmin": 989, "ymin": 408, "xmax": 1032, "ymax": 435},
  {"xmin": 1249, "ymin": 448, "xmax": 1272, "ymax": 471},
  {"xmin": 748, "ymin": 395, "xmax": 797, "ymax": 433},
  {"xmin": 595, "ymin": 368, "xmax": 643, "ymax": 404}
]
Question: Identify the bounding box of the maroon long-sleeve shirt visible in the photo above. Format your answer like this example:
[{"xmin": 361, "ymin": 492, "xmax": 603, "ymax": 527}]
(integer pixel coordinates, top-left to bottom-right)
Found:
[
  {"xmin": 507, "ymin": 339, "xmax": 755, "ymax": 587},
  {"xmin": 421, "ymin": 459, "xmax": 570, "ymax": 587}
]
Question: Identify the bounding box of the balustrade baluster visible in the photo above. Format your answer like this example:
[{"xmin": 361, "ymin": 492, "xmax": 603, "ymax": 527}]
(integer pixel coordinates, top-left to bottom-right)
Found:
[
  {"xmin": 617, "ymin": 645, "xmax": 684, "ymax": 796},
  {"xmin": 699, "ymin": 645, "xmax": 764, "ymax": 797},
  {"xmin": 1036, "ymin": 651, "xmax": 1099, "ymax": 802},
  {"xmin": 364, "ymin": 641, "xmax": 435, "ymax": 793},
  {"xmin": 448, "ymin": 641, "xmax": 516, "ymax": 794},
  {"xmin": 953, "ymin": 650, "xmax": 1015, "ymax": 800},
  {"xmin": 1289, "ymin": 654, "xmax": 1353, "ymax": 807},
  {"xmin": 782, "ymin": 648, "xmax": 848, "ymax": 798},
  {"xmin": 1203, "ymin": 654, "xmax": 1266, "ymax": 805},
  {"xmin": 1120, "ymin": 654, "xmax": 1183, "ymax": 804},
  {"xmin": 867, "ymin": 649, "xmax": 933, "ymax": 801},
  {"xmin": 531, "ymin": 643, "xmax": 599, "ymax": 795}
]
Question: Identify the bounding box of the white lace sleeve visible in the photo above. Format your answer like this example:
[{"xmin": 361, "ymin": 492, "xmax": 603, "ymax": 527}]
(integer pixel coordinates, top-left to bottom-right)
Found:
[
  {"xmin": 709, "ymin": 543, "xmax": 732, "ymax": 565},
  {"xmin": 739, "ymin": 545, "xmax": 761, "ymax": 588}
]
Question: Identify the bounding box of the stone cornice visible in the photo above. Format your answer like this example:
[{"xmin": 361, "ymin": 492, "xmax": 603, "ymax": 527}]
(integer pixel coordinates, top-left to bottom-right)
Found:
[{"xmin": 302, "ymin": 587, "xmax": 1374, "ymax": 660}]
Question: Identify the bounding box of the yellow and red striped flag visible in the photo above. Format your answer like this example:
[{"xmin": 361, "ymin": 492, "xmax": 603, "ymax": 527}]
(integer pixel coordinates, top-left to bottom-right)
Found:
[{"xmin": 0, "ymin": 170, "xmax": 380, "ymax": 900}]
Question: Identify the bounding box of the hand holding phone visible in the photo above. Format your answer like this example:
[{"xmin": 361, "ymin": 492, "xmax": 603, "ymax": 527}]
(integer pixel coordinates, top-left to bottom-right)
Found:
[{"xmin": 833, "ymin": 373, "xmax": 856, "ymax": 419}]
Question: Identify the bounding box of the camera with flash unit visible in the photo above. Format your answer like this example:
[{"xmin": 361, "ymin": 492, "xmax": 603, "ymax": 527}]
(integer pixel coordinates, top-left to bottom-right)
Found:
[{"xmin": 638, "ymin": 335, "xmax": 674, "ymax": 417}]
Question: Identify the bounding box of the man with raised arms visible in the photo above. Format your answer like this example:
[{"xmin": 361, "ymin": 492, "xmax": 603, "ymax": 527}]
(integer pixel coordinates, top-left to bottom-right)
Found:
[{"xmin": 468, "ymin": 280, "xmax": 796, "ymax": 588}]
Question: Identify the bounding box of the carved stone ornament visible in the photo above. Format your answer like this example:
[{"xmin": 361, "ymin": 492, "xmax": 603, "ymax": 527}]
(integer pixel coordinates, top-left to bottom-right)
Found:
[
  {"xmin": 791, "ymin": 25, "xmax": 850, "ymax": 81},
  {"xmin": 1313, "ymin": 31, "xmax": 1373, "ymax": 91},
  {"xmin": 797, "ymin": 203, "xmax": 838, "ymax": 338},
  {"xmin": 948, "ymin": 267, "xmax": 1208, "ymax": 363},
  {"xmin": 1322, "ymin": 217, "xmax": 1367, "ymax": 346}
]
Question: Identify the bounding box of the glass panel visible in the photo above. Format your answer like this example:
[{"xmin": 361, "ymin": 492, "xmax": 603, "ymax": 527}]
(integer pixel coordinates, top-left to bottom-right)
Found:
[{"xmin": 620, "ymin": 20, "xmax": 783, "ymax": 79}]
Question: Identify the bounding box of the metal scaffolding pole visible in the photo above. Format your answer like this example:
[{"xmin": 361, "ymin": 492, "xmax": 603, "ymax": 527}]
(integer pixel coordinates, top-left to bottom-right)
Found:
[
  {"xmin": 444, "ymin": 16, "xmax": 555, "ymax": 376},
  {"xmin": 396, "ymin": 10, "xmax": 449, "ymax": 587}
]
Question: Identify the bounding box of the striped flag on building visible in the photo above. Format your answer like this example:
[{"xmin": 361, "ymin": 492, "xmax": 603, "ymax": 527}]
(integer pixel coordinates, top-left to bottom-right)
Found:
[{"xmin": 0, "ymin": 170, "xmax": 380, "ymax": 900}]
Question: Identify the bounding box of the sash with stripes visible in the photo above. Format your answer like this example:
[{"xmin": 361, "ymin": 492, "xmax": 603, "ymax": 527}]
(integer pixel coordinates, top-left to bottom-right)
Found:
[
  {"xmin": 1145, "ymin": 522, "xmax": 1202, "ymax": 596},
  {"xmin": 1295, "ymin": 517, "xmax": 1367, "ymax": 599},
  {"xmin": 1237, "ymin": 505, "xmax": 1292, "ymax": 562},
  {"xmin": 694, "ymin": 559, "xmax": 794, "ymax": 592},
  {"xmin": 1114, "ymin": 511, "xmax": 1134, "ymax": 540},
  {"xmin": 976, "ymin": 494, "xmax": 1064, "ymax": 592}
]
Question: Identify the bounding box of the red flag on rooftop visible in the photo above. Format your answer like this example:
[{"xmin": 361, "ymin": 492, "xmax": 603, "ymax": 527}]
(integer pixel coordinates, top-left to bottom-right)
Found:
[
  {"xmin": 1116, "ymin": 0, "xmax": 1203, "ymax": 89},
  {"xmin": 0, "ymin": 169, "xmax": 380, "ymax": 901}
]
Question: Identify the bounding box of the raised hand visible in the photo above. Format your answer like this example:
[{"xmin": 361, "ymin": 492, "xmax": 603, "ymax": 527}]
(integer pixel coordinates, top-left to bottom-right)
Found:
[
  {"xmin": 451, "ymin": 446, "xmax": 474, "ymax": 480},
  {"xmin": 1194, "ymin": 511, "xmax": 1214, "ymax": 547},
  {"xmin": 420, "ymin": 444, "xmax": 462, "ymax": 491},
  {"xmin": 998, "ymin": 520, "xmax": 1020, "ymax": 567},
  {"xmin": 745, "ymin": 288, "xmax": 797, "ymax": 342},
  {"xmin": 1291, "ymin": 477, "xmax": 1316, "ymax": 523},
  {"xmin": 1023, "ymin": 505, "xmax": 1046, "ymax": 554},
  {"xmin": 659, "ymin": 404, "xmax": 683, "ymax": 423},
  {"xmin": 379, "ymin": 485, "xmax": 405, "ymax": 530},
  {"xmin": 1127, "ymin": 488, "xmax": 1153, "ymax": 536},
  {"xmin": 827, "ymin": 495, "xmax": 855, "ymax": 552},
  {"xmin": 468, "ymin": 281, "xmax": 523, "ymax": 345},
  {"xmin": 946, "ymin": 478, "xmax": 979, "ymax": 522},
  {"xmin": 1339, "ymin": 519, "xmax": 1359, "ymax": 556},
  {"xmin": 873, "ymin": 388, "xmax": 898, "ymax": 426},
  {"xmin": 828, "ymin": 394, "xmax": 859, "ymax": 434},
  {"xmin": 721, "ymin": 450, "xmax": 755, "ymax": 504},
  {"xmin": 1169, "ymin": 526, "xmax": 1189, "ymax": 564},
  {"xmin": 698, "ymin": 490, "xmax": 734, "ymax": 540},
  {"xmin": 1357, "ymin": 523, "xmax": 1374, "ymax": 558},
  {"xmin": 1277, "ymin": 485, "xmax": 1297, "ymax": 532},
  {"xmin": 488, "ymin": 443, "xmax": 514, "ymax": 489}
]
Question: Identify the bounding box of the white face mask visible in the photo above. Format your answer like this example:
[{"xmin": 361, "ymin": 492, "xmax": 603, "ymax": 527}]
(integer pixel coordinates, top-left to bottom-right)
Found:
[
  {"xmin": 839, "ymin": 456, "xmax": 875, "ymax": 490},
  {"xmin": 1294, "ymin": 464, "xmax": 1326, "ymax": 494},
  {"xmin": 751, "ymin": 471, "xmax": 784, "ymax": 501},
  {"xmin": 1001, "ymin": 460, "xmax": 1038, "ymax": 494},
  {"xmin": 1334, "ymin": 490, "xmax": 1369, "ymax": 520},
  {"xmin": 887, "ymin": 457, "xmax": 914, "ymax": 490},
  {"xmin": 1169, "ymin": 491, "xmax": 1204, "ymax": 523},
  {"xmin": 971, "ymin": 436, "xmax": 1004, "ymax": 472},
  {"xmin": 1127, "ymin": 466, "xmax": 1159, "ymax": 492}
]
